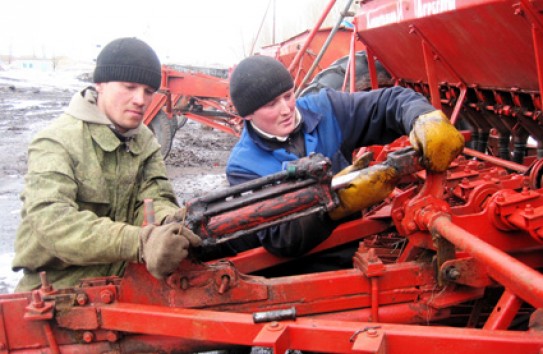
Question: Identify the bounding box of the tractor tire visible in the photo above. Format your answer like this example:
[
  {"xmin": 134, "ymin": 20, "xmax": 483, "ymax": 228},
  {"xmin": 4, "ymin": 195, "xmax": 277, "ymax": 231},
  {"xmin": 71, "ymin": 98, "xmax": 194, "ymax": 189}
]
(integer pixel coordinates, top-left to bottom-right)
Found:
[
  {"xmin": 148, "ymin": 111, "xmax": 178, "ymax": 158},
  {"xmin": 176, "ymin": 114, "xmax": 188, "ymax": 130},
  {"xmin": 300, "ymin": 51, "xmax": 393, "ymax": 96}
]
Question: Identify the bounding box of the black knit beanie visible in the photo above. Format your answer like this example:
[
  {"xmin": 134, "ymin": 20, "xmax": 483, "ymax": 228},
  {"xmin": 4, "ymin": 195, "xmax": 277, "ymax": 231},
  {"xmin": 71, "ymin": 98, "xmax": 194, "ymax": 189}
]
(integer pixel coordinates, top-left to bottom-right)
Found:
[
  {"xmin": 229, "ymin": 55, "xmax": 294, "ymax": 117},
  {"xmin": 93, "ymin": 37, "xmax": 162, "ymax": 91}
]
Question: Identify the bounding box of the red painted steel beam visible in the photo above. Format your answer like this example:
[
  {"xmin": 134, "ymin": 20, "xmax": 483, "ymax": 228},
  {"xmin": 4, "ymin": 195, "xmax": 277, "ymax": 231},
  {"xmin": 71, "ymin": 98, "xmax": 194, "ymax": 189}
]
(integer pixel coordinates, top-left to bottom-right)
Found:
[
  {"xmin": 519, "ymin": 0, "xmax": 543, "ymax": 109},
  {"xmin": 161, "ymin": 70, "xmax": 230, "ymax": 99},
  {"xmin": 430, "ymin": 214, "xmax": 543, "ymax": 308},
  {"xmin": 119, "ymin": 261, "xmax": 433, "ymax": 315},
  {"xmin": 215, "ymin": 218, "xmax": 389, "ymax": 274},
  {"xmin": 310, "ymin": 302, "xmax": 451, "ymax": 324},
  {"xmin": 419, "ymin": 30, "xmax": 442, "ymax": 110},
  {"xmin": 98, "ymin": 303, "xmax": 543, "ymax": 353},
  {"xmin": 483, "ymin": 289, "xmax": 523, "ymax": 330},
  {"xmin": 143, "ymin": 93, "xmax": 168, "ymax": 125},
  {"xmin": 183, "ymin": 113, "xmax": 240, "ymax": 137},
  {"xmin": 287, "ymin": 0, "xmax": 337, "ymax": 75}
]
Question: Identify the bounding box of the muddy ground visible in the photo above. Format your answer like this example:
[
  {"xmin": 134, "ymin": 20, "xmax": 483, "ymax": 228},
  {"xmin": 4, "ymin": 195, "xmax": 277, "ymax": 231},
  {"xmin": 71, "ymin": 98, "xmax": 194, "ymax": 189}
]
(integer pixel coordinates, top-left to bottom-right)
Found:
[{"xmin": 0, "ymin": 73, "xmax": 238, "ymax": 293}]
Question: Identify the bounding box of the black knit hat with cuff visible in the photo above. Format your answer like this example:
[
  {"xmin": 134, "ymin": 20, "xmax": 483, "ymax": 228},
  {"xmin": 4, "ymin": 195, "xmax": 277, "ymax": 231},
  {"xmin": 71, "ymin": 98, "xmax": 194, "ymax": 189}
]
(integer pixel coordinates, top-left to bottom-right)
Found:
[
  {"xmin": 93, "ymin": 37, "xmax": 162, "ymax": 91},
  {"xmin": 229, "ymin": 55, "xmax": 294, "ymax": 117}
]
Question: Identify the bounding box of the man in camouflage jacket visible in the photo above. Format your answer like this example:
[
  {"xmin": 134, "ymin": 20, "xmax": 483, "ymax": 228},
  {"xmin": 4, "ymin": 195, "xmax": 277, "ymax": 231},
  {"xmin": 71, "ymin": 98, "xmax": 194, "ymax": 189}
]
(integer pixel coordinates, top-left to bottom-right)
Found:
[{"xmin": 12, "ymin": 38, "xmax": 201, "ymax": 291}]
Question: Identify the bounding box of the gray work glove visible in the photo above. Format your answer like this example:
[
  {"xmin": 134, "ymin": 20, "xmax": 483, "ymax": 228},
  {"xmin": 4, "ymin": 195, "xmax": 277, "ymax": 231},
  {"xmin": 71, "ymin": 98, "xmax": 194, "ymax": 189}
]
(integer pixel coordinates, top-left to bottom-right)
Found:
[{"xmin": 139, "ymin": 223, "xmax": 202, "ymax": 279}]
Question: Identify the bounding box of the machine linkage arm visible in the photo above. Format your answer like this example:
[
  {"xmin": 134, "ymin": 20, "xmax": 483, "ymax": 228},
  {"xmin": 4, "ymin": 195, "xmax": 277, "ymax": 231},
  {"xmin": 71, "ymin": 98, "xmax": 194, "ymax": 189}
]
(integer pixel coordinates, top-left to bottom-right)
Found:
[{"xmin": 184, "ymin": 147, "xmax": 423, "ymax": 246}]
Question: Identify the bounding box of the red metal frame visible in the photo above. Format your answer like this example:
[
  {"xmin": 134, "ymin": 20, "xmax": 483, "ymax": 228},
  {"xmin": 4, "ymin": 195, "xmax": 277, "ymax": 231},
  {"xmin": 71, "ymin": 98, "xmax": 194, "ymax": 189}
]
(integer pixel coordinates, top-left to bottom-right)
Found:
[
  {"xmin": 4, "ymin": 141, "xmax": 543, "ymax": 352},
  {"xmin": 143, "ymin": 66, "xmax": 243, "ymax": 137},
  {"xmin": 3, "ymin": 0, "xmax": 543, "ymax": 352}
]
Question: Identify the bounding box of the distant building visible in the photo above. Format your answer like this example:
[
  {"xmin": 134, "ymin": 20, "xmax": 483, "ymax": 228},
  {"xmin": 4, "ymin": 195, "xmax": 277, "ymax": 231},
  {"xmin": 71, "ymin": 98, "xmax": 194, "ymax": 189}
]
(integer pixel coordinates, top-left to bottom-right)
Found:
[{"xmin": 10, "ymin": 58, "xmax": 55, "ymax": 72}]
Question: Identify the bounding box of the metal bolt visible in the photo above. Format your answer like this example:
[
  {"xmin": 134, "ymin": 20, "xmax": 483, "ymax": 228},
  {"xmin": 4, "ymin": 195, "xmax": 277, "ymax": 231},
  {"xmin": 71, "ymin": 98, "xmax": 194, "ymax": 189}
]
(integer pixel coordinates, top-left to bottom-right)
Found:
[
  {"xmin": 31, "ymin": 290, "xmax": 44, "ymax": 309},
  {"xmin": 181, "ymin": 277, "xmax": 190, "ymax": 290},
  {"xmin": 106, "ymin": 331, "xmax": 119, "ymax": 342},
  {"xmin": 82, "ymin": 331, "xmax": 94, "ymax": 343},
  {"xmin": 76, "ymin": 293, "xmax": 88, "ymax": 306},
  {"xmin": 444, "ymin": 267, "xmax": 461, "ymax": 281},
  {"xmin": 218, "ymin": 275, "xmax": 230, "ymax": 294},
  {"xmin": 39, "ymin": 272, "xmax": 53, "ymax": 292},
  {"xmin": 367, "ymin": 328, "xmax": 378, "ymax": 337},
  {"xmin": 100, "ymin": 290, "xmax": 114, "ymax": 304}
]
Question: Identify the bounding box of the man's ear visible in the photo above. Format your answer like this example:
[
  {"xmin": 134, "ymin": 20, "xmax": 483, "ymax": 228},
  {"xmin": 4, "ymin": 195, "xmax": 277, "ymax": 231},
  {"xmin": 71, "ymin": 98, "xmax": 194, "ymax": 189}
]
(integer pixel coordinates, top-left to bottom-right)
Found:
[{"xmin": 95, "ymin": 82, "xmax": 104, "ymax": 94}]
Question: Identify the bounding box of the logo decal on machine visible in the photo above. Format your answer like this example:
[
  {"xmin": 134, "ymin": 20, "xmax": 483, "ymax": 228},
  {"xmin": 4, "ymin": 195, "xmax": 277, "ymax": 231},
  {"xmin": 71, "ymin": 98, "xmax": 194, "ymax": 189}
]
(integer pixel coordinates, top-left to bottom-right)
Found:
[
  {"xmin": 365, "ymin": 0, "xmax": 406, "ymax": 28},
  {"xmin": 415, "ymin": 0, "xmax": 456, "ymax": 17}
]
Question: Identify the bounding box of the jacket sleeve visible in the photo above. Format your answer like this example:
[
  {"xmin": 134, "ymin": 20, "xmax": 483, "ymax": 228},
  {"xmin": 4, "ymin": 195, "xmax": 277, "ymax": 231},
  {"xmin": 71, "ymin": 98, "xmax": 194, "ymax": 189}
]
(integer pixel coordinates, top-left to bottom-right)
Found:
[
  {"xmin": 134, "ymin": 146, "xmax": 180, "ymax": 225},
  {"xmin": 21, "ymin": 137, "xmax": 140, "ymax": 265},
  {"xmin": 205, "ymin": 212, "xmax": 339, "ymax": 259},
  {"xmin": 256, "ymin": 212, "xmax": 340, "ymax": 257},
  {"xmin": 325, "ymin": 86, "xmax": 435, "ymax": 155}
]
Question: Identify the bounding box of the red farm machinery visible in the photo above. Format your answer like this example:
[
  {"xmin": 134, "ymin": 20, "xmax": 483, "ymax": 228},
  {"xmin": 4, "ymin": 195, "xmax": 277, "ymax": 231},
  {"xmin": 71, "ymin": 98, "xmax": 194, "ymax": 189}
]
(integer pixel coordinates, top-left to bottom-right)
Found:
[{"xmin": 3, "ymin": 0, "xmax": 543, "ymax": 353}]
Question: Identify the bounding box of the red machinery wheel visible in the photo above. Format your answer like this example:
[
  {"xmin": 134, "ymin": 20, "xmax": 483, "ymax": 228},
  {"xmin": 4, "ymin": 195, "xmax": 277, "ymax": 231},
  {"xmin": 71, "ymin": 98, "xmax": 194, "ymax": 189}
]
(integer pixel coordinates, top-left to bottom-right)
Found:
[
  {"xmin": 299, "ymin": 51, "xmax": 393, "ymax": 96},
  {"xmin": 148, "ymin": 111, "xmax": 179, "ymax": 159}
]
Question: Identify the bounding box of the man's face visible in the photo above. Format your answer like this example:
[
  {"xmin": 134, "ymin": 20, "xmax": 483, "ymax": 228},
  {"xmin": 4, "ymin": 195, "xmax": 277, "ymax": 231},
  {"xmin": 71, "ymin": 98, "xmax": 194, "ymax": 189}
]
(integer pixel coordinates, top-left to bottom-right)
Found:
[
  {"xmin": 245, "ymin": 89, "xmax": 296, "ymax": 137},
  {"xmin": 96, "ymin": 81, "xmax": 155, "ymax": 133}
]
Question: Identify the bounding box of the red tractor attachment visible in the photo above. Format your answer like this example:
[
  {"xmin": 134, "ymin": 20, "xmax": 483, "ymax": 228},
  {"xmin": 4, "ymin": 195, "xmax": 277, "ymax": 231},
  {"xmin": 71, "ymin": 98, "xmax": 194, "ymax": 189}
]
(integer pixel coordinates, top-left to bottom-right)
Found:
[
  {"xmin": 3, "ymin": 0, "xmax": 543, "ymax": 352},
  {"xmin": 144, "ymin": 66, "xmax": 242, "ymax": 157}
]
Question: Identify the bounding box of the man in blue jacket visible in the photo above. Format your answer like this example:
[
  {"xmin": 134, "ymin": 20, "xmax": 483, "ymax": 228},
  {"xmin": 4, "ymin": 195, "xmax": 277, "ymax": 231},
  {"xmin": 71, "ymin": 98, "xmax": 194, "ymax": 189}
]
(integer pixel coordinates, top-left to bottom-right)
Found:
[{"xmin": 217, "ymin": 55, "xmax": 463, "ymax": 269}]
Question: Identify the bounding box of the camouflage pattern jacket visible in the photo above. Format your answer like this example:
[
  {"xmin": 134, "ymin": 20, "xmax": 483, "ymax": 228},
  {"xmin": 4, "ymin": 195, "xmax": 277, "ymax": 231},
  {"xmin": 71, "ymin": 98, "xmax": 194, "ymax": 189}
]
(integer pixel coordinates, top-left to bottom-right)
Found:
[{"xmin": 12, "ymin": 87, "xmax": 179, "ymax": 291}]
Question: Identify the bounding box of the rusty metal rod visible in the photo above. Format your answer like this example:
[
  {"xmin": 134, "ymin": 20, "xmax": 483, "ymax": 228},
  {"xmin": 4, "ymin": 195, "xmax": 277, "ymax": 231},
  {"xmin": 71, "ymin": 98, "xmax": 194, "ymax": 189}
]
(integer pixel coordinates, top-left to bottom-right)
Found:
[
  {"xmin": 287, "ymin": 0, "xmax": 337, "ymax": 75},
  {"xmin": 430, "ymin": 214, "xmax": 543, "ymax": 308},
  {"xmin": 463, "ymin": 147, "xmax": 529, "ymax": 173},
  {"xmin": 295, "ymin": 0, "xmax": 355, "ymax": 97}
]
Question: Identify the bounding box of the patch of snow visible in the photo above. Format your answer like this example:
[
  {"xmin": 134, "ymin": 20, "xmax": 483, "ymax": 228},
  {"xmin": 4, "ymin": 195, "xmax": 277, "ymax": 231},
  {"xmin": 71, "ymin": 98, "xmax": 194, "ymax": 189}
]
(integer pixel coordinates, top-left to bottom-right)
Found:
[
  {"xmin": 0, "ymin": 254, "xmax": 21, "ymax": 294},
  {"xmin": 0, "ymin": 68, "xmax": 88, "ymax": 92}
]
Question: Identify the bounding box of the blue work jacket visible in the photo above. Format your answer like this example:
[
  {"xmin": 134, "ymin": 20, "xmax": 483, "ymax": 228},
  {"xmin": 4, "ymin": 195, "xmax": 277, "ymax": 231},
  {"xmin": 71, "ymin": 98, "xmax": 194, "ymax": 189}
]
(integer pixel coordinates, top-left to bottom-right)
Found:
[
  {"xmin": 227, "ymin": 86, "xmax": 433, "ymax": 185},
  {"xmin": 222, "ymin": 86, "xmax": 435, "ymax": 260}
]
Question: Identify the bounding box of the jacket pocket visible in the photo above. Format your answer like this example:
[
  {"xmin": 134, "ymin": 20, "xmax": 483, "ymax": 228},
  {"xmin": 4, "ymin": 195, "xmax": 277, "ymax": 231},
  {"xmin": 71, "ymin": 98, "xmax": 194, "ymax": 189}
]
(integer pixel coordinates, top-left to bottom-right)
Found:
[{"xmin": 76, "ymin": 175, "xmax": 111, "ymax": 216}]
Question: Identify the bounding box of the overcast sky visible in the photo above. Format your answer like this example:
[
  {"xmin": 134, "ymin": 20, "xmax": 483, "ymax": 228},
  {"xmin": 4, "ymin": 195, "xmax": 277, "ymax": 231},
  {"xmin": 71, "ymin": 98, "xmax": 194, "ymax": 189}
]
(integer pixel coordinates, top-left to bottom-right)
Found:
[{"xmin": 0, "ymin": 0, "xmax": 347, "ymax": 68}]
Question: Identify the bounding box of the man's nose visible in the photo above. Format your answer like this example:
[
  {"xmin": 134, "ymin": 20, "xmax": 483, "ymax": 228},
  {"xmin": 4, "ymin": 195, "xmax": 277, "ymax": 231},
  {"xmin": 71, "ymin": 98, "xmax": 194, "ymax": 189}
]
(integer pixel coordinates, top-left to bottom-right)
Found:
[
  {"xmin": 132, "ymin": 88, "xmax": 147, "ymax": 106},
  {"xmin": 278, "ymin": 97, "xmax": 291, "ymax": 114}
]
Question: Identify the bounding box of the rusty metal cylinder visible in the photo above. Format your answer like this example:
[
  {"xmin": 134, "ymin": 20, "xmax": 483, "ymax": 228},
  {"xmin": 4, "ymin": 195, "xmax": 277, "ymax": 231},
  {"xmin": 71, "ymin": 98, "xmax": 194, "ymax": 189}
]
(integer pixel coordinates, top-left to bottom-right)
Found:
[
  {"xmin": 143, "ymin": 198, "xmax": 156, "ymax": 226},
  {"xmin": 253, "ymin": 307, "xmax": 296, "ymax": 323}
]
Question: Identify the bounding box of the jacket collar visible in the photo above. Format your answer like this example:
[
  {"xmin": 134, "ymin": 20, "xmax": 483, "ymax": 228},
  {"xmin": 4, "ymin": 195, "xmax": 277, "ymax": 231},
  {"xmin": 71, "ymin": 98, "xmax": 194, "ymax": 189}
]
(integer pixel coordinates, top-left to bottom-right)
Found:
[
  {"xmin": 246, "ymin": 103, "xmax": 323, "ymax": 151},
  {"xmin": 87, "ymin": 124, "xmax": 144, "ymax": 155},
  {"xmin": 65, "ymin": 87, "xmax": 144, "ymax": 155}
]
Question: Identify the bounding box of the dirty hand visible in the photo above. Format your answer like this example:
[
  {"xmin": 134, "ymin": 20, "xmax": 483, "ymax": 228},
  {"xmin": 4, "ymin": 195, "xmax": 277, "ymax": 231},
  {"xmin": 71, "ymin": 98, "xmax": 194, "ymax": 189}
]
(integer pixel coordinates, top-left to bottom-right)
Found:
[
  {"xmin": 409, "ymin": 110, "xmax": 464, "ymax": 172},
  {"xmin": 162, "ymin": 207, "xmax": 187, "ymax": 224},
  {"xmin": 139, "ymin": 223, "xmax": 202, "ymax": 279},
  {"xmin": 329, "ymin": 163, "xmax": 399, "ymax": 220}
]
